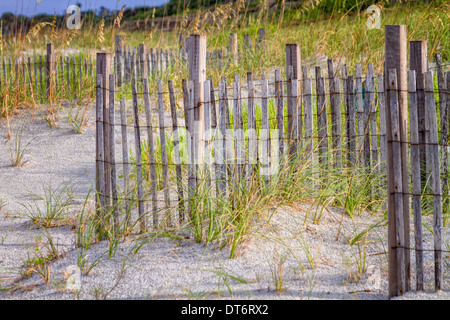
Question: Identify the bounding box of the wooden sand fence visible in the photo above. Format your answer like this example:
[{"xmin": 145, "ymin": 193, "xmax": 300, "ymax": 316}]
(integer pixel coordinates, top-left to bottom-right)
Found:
[{"xmin": 14, "ymin": 27, "xmax": 443, "ymax": 299}]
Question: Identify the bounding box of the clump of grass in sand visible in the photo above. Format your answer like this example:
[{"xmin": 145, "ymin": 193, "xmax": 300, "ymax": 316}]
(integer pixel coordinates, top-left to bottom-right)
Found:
[
  {"xmin": 9, "ymin": 126, "xmax": 33, "ymax": 167},
  {"xmin": 20, "ymin": 181, "xmax": 75, "ymax": 228}
]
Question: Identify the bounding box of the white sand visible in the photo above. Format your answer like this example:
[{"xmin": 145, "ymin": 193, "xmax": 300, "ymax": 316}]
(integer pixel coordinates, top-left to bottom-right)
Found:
[{"xmin": 0, "ymin": 102, "xmax": 449, "ymax": 300}]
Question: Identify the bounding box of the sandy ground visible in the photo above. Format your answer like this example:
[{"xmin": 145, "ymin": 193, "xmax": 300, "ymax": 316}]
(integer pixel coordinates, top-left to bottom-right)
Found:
[{"xmin": 0, "ymin": 96, "xmax": 449, "ymax": 300}]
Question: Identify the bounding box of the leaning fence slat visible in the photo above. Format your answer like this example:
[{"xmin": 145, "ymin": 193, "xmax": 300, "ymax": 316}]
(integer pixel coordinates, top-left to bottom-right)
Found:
[
  {"xmin": 39, "ymin": 56, "xmax": 44, "ymax": 101},
  {"xmin": 342, "ymin": 64, "xmax": 348, "ymax": 111},
  {"xmin": 408, "ymin": 70, "xmax": 424, "ymax": 291},
  {"xmin": 66, "ymin": 57, "xmax": 70, "ymax": 96},
  {"xmin": 356, "ymin": 64, "xmax": 364, "ymax": 166},
  {"xmin": 275, "ymin": 70, "xmax": 284, "ymax": 167},
  {"xmin": 143, "ymin": 78, "xmax": 158, "ymax": 228},
  {"xmin": 72, "ymin": 57, "xmax": 76, "ymax": 95},
  {"xmin": 330, "ymin": 76, "xmax": 342, "ymax": 170},
  {"xmin": 84, "ymin": 57, "xmax": 88, "ymax": 79},
  {"xmin": 346, "ymin": 76, "xmax": 356, "ymax": 165},
  {"xmin": 187, "ymin": 80, "xmax": 197, "ymax": 213},
  {"xmin": 119, "ymin": 98, "xmax": 131, "ymax": 224},
  {"xmin": 59, "ymin": 56, "xmax": 64, "ymax": 93},
  {"xmin": 436, "ymin": 55, "xmax": 448, "ymax": 199},
  {"xmin": 209, "ymin": 78, "xmax": 217, "ymax": 130},
  {"xmin": 247, "ymin": 72, "xmax": 257, "ymax": 182},
  {"xmin": 287, "ymin": 65, "xmax": 298, "ymax": 160},
  {"xmin": 204, "ymin": 79, "xmax": 213, "ymax": 193},
  {"xmin": 217, "ymin": 80, "xmax": 228, "ymax": 197},
  {"xmin": 96, "ymin": 76, "xmax": 106, "ymax": 233},
  {"xmin": 316, "ymin": 67, "xmax": 328, "ymax": 172},
  {"xmin": 21, "ymin": 59, "xmax": 26, "ymax": 94},
  {"xmin": 209, "ymin": 78, "xmax": 221, "ymax": 198},
  {"xmin": 8, "ymin": 58, "xmax": 12, "ymax": 86},
  {"xmin": 109, "ymin": 74, "xmax": 118, "ymax": 229},
  {"xmin": 79, "ymin": 56, "xmax": 83, "ymax": 94},
  {"xmin": 445, "ymin": 72, "xmax": 450, "ymax": 211},
  {"xmin": 52, "ymin": 56, "xmax": 58, "ymax": 90},
  {"xmin": 303, "ymin": 73, "xmax": 313, "ymax": 160},
  {"xmin": 367, "ymin": 64, "xmax": 378, "ymax": 173},
  {"xmin": 377, "ymin": 74, "xmax": 387, "ymax": 172},
  {"xmin": 131, "ymin": 78, "xmax": 145, "ymax": 232},
  {"xmin": 89, "ymin": 57, "xmax": 93, "ymax": 87},
  {"xmin": 34, "ymin": 56, "xmax": 38, "ymax": 96},
  {"xmin": 436, "ymin": 54, "xmax": 446, "ymax": 130},
  {"xmin": 203, "ymin": 80, "xmax": 214, "ymax": 223},
  {"xmin": 425, "ymin": 71, "xmax": 443, "ymax": 291},
  {"xmin": 234, "ymin": 75, "xmax": 245, "ymax": 182},
  {"xmin": 261, "ymin": 79, "xmax": 271, "ymax": 184},
  {"xmin": 2, "ymin": 58, "xmax": 5, "ymax": 86},
  {"xmin": 146, "ymin": 52, "xmax": 151, "ymax": 78},
  {"xmin": 157, "ymin": 79, "xmax": 171, "ymax": 226},
  {"xmin": 14, "ymin": 58, "xmax": 18, "ymax": 85},
  {"xmin": 168, "ymin": 80, "xmax": 185, "ymax": 223},
  {"xmin": 363, "ymin": 67, "xmax": 371, "ymax": 171},
  {"xmin": 222, "ymin": 76, "xmax": 233, "ymax": 186}
]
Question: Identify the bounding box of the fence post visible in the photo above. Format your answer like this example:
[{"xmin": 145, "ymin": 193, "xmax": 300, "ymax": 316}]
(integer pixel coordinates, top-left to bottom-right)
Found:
[
  {"xmin": 95, "ymin": 75, "xmax": 106, "ymax": 237},
  {"xmin": 346, "ymin": 76, "xmax": 356, "ymax": 165},
  {"xmin": 119, "ymin": 99, "xmax": 131, "ymax": 226},
  {"xmin": 385, "ymin": 24, "xmax": 410, "ymax": 298},
  {"xmin": 39, "ymin": 56, "xmax": 44, "ymax": 101},
  {"xmin": 436, "ymin": 54, "xmax": 448, "ymax": 208},
  {"xmin": 377, "ymin": 74, "xmax": 387, "ymax": 173},
  {"xmin": 425, "ymin": 71, "xmax": 443, "ymax": 291},
  {"xmin": 410, "ymin": 40, "xmax": 428, "ymax": 194},
  {"xmin": 168, "ymin": 80, "xmax": 186, "ymax": 223},
  {"xmin": 247, "ymin": 72, "xmax": 257, "ymax": 183},
  {"xmin": 303, "ymin": 70, "xmax": 313, "ymax": 161},
  {"xmin": 286, "ymin": 43, "xmax": 301, "ymax": 82},
  {"xmin": 387, "ymin": 69, "xmax": 406, "ymax": 297},
  {"xmin": 143, "ymin": 78, "xmax": 158, "ymax": 228},
  {"xmin": 275, "ymin": 70, "xmax": 284, "ymax": 167},
  {"xmin": 367, "ymin": 64, "xmax": 377, "ymax": 174},
  {"xmin": 109, "ymin": 74, "xmax": 118, "ymax": 230},
  {"xmin": 188, "ymin": 34, "xmax": 207, "ymax": 171},
  {"xmin": 330, "ymin": 73, "xmax": 342, "ymax": 171},
  {"xmin": 217, "ymin": 80, "xmax": 227, "ymax": 197},
  {"xmin": 234, "ymin": 75, "xmax": 245, "ymax": 182},
  {"xmin": 286, "ymin": 43, "xmax": 301, "ymax": 157},
  {"xmin": 96, "ymin": 52, "xmax": 112, "ymax": 213},
  {"xmin": 408, "ymin": 70, "xmax": 424, "ymax": 291},
  {"xmin": 355, "ymin": 64, "xmax": 364, "ymax": 166},
  {"xmin": 157, "ymin": 79, "xmax": 171, "ymax": 227},
  {"xmin": 131, "ymin": 77, "xmax": 145, "ymax": 233},
  {"xmin": 203, "ymin": 79, "xmax": 213, "ymax": 216},
  {"xmin": 316, "ymin": 66, "xmax": 328, "ymax": 176},
  {"xmin": 261, "ymin": 79, "xmax": 270, "ymax": 185}
]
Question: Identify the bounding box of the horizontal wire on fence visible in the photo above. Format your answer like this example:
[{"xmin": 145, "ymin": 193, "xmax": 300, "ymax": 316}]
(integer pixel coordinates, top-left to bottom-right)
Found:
[
  {"xmin": 392, "ymin": 245, "xmax": 450, "ymax": 255},
  {"xmin": 94, "ymin": 83, "xmax": 449, "ymax": 97}
]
